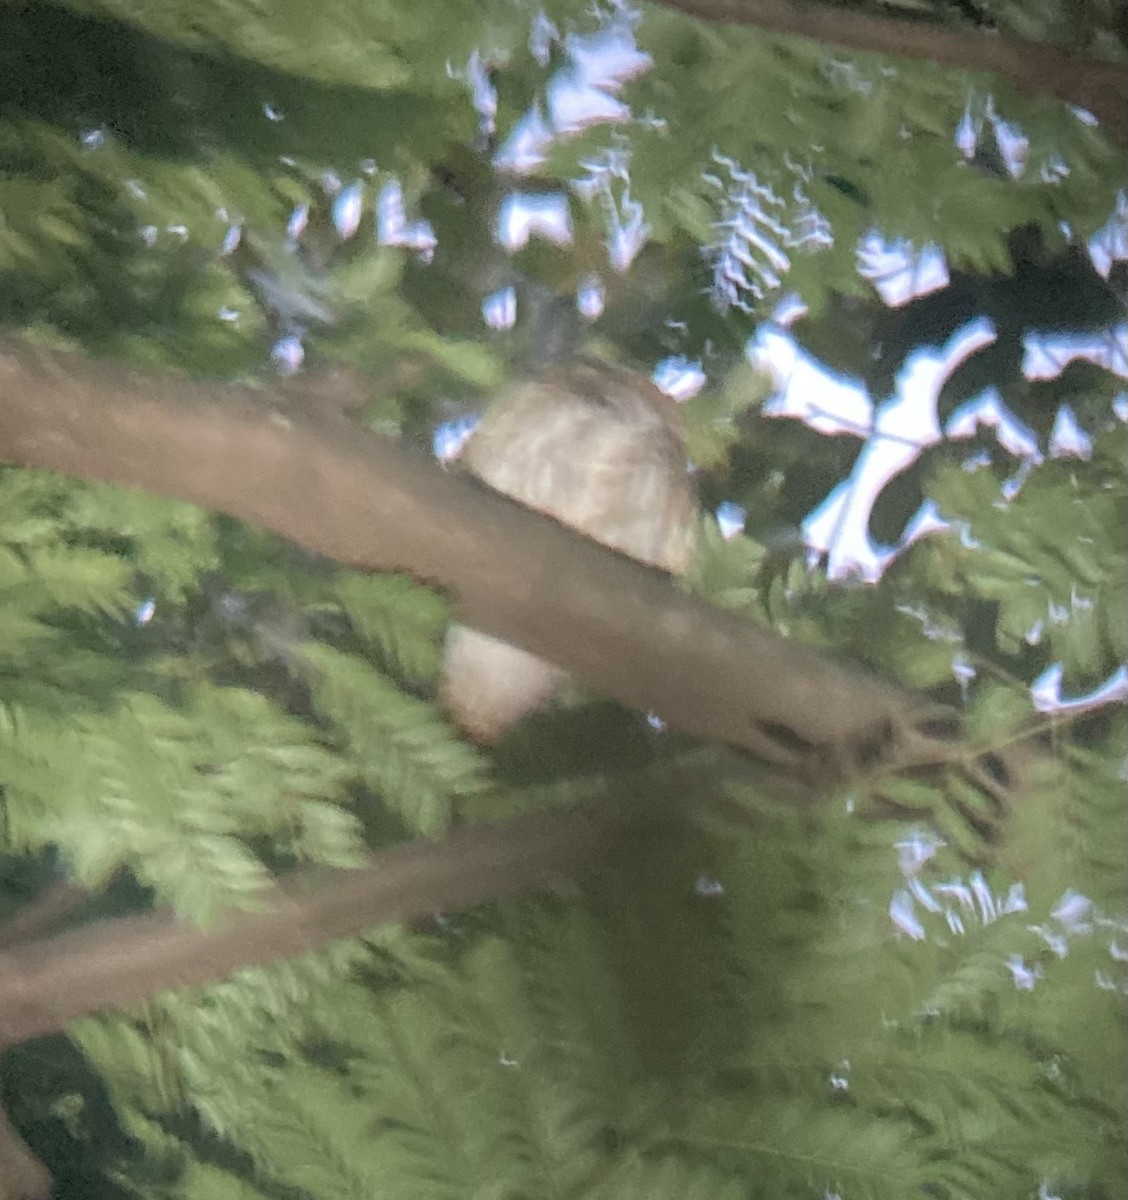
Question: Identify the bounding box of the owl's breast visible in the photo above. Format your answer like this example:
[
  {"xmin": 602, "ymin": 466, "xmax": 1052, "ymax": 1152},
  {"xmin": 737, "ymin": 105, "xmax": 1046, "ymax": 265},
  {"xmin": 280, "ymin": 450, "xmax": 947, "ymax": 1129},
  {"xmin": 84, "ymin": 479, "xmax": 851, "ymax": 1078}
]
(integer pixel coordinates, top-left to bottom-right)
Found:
[{"xmin": 462, "ymin": 364, "xmax": 696, "ymax": 572}]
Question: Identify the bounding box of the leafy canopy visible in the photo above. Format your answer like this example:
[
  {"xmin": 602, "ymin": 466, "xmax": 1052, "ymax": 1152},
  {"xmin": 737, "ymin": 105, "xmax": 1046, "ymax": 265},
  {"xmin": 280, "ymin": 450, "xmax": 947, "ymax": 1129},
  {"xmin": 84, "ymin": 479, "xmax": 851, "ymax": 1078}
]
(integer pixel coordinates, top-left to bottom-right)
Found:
[{"xmin": 0, "ymin": 1, "xmax": 1124, "ymax": 1197}]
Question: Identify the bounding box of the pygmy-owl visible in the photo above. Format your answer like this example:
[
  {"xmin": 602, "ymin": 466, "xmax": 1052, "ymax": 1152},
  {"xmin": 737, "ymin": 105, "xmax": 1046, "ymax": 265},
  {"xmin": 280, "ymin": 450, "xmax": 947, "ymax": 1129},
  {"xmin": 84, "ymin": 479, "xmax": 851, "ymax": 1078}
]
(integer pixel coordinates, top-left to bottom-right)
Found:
[{"xmin": 441, "ymin": 360, "xmax": 698, "ymax": 742}]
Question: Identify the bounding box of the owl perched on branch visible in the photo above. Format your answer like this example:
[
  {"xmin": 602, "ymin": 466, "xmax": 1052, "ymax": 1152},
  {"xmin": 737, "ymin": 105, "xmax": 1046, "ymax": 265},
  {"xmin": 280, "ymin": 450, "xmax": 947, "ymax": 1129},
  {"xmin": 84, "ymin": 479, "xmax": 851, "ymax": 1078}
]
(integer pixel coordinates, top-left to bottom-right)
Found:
[{"xmin": 441, "ymin": 360, "xmax": 698, "ymax": 743}]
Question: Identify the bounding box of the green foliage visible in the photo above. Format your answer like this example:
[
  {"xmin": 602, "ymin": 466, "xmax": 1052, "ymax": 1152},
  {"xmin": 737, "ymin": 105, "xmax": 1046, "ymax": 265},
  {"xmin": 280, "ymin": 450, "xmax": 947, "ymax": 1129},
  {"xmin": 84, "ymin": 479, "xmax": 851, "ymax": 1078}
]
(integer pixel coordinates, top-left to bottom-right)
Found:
[
  {"xmin": 18, "ymin": 730, "xmax": 1124, "ymax": 1198},
  {"xmin": 1, "ymin": 0, "xmax": 1125, "ymax": 1196},
  {"xmin": 333, "ymin": 572, "xmax": 448, "ymax": 685},
  {"xmin": 0, "ymin": 469, "xmax": 476, "ymax": 905},
  {"xmin": 927, "ymin": 423, "xmax": 1128, "ymax": 680},
  {"xmin": 0, "ymin": 685, "xmax": 363, "ymax": 923},
  {"xmin": 296, "ymin": 642, "xmax": 490, "ymax": 834}
]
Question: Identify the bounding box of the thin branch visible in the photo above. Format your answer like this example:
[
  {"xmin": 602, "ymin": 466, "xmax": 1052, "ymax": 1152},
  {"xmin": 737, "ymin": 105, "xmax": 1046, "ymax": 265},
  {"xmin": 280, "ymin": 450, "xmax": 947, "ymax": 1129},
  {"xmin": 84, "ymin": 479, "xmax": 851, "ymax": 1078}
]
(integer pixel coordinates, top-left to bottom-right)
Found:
[
  {"xmin": 0, "ymin": 801, "xmax": 634, "ymax": 1049},
  {"xmin": 651, "ymin": 0, "xmax": 1127, "ymax": 144}
]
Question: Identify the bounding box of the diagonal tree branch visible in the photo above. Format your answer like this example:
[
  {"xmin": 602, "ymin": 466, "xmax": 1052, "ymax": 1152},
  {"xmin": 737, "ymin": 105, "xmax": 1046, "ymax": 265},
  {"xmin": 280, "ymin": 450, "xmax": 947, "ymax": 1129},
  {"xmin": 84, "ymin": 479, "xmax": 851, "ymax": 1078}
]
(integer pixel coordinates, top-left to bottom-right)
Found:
[
  {"xmin": 0, "ymin": 340, "xmax": 968, "ymax": 777},
  {"xmin": 652, "ymin": 0, "xmax": 1127, "ymax": 144},
  {"xmin": 0, "ymin": 800, "xmax": 640, "ymax": 1050}
]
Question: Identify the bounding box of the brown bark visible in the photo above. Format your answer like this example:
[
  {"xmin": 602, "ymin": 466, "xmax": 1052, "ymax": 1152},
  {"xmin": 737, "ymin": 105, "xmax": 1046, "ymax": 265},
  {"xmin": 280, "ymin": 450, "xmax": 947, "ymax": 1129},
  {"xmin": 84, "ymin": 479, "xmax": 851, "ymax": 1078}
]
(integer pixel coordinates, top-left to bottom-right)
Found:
[
  {"xmin": 652, "ymin": 0, "xmax": 1127, "ymax": 145},
  {"xmin": 0, "ymin": 1106, "xmax": 51, "ymax": 1200},
  {"xmin": 0, "ymin": 341, "xmax": 965, "ymax": 778},
  {"xmin": 0, "ymin": 801, "xmax": 637, "ymax": 1050}
]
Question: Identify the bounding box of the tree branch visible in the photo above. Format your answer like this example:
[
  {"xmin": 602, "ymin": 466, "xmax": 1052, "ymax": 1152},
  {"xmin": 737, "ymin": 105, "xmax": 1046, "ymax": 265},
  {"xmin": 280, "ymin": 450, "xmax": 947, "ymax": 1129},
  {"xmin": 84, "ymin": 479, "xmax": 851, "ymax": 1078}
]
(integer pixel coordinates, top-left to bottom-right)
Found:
[
  {"xmin": 0, "ymin": 801, "xmax": 635, "ymax": 1049},
  {"xmin": 0, "ymin": 340, "xmax": 969, "ymax": 777},
  {"xmin": 652, "ymin": 0, "xmax": 1127, "ymax": 144}
]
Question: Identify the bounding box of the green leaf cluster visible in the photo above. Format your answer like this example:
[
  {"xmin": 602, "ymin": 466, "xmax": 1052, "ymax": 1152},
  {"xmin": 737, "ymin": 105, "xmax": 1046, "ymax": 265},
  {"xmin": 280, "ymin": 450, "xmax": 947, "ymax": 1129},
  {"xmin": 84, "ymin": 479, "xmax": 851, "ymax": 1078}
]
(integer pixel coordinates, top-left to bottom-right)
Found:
[{"xmin": 927, "ymin": 424, "xmax": 1128, "ymax": 680}]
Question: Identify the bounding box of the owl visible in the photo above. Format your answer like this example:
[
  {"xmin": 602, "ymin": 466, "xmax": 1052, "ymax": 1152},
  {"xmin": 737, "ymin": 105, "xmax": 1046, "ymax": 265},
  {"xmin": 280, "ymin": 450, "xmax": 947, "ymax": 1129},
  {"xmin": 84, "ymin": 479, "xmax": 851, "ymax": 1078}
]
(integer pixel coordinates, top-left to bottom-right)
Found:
[{"xmin": 441, "ymin": 360, "xmax": 698, "ymax": 742}]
